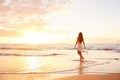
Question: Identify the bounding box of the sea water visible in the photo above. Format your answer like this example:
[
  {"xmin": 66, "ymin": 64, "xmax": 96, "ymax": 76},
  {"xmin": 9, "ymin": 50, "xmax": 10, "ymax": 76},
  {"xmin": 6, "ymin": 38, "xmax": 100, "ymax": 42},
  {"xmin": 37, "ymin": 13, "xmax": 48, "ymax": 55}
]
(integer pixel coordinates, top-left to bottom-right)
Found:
[{"xmin": 0, "ymin": 43, "xmax": 120, "ymax": 74}]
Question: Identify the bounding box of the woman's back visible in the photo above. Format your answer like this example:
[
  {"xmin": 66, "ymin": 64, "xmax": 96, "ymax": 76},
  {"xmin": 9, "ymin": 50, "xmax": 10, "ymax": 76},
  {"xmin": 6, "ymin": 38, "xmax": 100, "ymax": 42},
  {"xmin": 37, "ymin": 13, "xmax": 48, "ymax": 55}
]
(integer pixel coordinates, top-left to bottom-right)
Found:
[{"xmin": 77, "ymin": 35, "xmax": 83, "ymax": 44}]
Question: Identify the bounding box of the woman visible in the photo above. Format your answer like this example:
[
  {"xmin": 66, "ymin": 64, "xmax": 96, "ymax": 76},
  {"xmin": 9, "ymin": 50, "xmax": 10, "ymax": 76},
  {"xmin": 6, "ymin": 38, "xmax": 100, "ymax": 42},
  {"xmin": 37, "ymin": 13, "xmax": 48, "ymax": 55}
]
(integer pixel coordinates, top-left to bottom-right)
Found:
[{"xmin": 75, "ymin": 32, "xmax": 86, "ymax": 61}]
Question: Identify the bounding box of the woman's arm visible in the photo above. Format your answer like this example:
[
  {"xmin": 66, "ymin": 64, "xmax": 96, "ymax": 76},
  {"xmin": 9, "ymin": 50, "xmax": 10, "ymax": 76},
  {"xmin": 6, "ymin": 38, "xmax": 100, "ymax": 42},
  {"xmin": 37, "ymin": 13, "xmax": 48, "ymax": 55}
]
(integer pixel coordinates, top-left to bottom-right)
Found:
[
  {"xmin": 83, "ymin": 39, "xmax": 86, "ymax": 49},
  {"xmin": 74, "ymin": 38, "xmax": 78, "ymax": 48}
]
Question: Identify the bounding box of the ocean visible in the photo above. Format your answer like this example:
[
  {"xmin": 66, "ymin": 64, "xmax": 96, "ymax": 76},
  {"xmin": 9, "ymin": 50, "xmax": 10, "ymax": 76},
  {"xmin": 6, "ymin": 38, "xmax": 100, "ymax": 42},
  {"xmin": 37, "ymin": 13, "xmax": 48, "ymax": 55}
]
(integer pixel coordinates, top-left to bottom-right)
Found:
[{"xmin": 0, "ymin": 43, "xmax": 120, "ymax": 75}]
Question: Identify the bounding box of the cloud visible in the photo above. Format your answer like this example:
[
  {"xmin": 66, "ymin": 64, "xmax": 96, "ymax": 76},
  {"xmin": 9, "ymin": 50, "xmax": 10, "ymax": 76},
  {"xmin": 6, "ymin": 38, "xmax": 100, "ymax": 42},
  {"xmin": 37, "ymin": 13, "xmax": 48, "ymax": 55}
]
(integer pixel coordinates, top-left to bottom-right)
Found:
[
  {"xmin": 0, "ymin": 29, "xmax": 23, "ymax": 37},
  {"xmin": 0, "ymin": 0, "xmax": 72, "ymax": 37}
]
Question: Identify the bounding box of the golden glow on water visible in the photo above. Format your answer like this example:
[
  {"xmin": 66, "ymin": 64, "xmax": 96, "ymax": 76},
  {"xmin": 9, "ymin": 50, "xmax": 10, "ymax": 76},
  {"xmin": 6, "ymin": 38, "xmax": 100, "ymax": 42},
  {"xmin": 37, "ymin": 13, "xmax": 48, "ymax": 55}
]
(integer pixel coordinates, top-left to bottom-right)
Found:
[
  {"xmin": 0, "ymin": 56, "xmax": 46, "ymax": 72},
  {"xmin": 25, "ymin": 57, "xmax": 43, "ymax": 70}
]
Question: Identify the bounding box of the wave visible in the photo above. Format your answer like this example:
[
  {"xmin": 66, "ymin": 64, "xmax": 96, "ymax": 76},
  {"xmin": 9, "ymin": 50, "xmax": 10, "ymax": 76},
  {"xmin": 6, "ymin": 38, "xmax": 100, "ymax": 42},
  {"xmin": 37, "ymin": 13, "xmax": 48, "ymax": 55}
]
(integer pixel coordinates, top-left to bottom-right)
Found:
[
  {"xmin": 87, "ymin": 48, "xmax": 120, "ymax": 51},
  {"xmin": 0, "ymin": 47, "xmax": 119, "ymax": 52},
  {"xmin": 0, "ymin": 47, "xmax": 42, "ymax": 51},
  {"xmin": 0, "ymin": 53, "xmax": 64, "ymax": 57},
  {"xmin": 0, "ymin": 43, "xmax": 119, "ymax": 52}
]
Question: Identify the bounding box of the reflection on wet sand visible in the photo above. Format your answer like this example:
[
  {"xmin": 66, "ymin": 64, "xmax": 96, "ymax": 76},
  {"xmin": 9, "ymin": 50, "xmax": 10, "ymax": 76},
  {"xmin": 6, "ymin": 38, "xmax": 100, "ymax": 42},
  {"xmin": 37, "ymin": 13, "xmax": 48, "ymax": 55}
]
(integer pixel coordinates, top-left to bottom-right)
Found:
[
  {"xmin": 79, "ymin": 61, "xmax": 84, "ymax": 74},
  {"xmin": 0, "ymin": 56, "xmax": 44, "ymax": 73}
]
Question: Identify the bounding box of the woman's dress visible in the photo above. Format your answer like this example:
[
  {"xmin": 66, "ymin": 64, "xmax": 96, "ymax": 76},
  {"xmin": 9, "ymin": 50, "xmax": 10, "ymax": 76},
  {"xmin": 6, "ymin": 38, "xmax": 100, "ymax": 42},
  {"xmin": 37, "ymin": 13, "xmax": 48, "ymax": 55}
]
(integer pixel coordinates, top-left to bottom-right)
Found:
[{"xmin": 77, "ymin": 43, "xmax": 83, "ymax": 52}]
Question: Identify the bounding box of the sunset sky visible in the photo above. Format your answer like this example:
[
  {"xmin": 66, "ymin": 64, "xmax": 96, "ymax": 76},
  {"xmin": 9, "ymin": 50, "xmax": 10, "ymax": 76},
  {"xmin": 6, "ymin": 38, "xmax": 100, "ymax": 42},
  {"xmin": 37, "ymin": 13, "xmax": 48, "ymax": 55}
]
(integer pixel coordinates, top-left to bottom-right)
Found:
[{"xmin": 0, "ymin": 0, "xmax": 120, "ymax": 44}]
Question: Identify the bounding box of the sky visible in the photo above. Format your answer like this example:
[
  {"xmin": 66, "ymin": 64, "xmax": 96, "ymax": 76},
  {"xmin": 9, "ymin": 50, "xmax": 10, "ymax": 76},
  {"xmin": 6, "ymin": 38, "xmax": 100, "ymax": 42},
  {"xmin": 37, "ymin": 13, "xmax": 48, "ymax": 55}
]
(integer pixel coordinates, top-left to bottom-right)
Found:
[{"xmin": 0, "ymin": 0, "xmax": 120, "ymax": 44}]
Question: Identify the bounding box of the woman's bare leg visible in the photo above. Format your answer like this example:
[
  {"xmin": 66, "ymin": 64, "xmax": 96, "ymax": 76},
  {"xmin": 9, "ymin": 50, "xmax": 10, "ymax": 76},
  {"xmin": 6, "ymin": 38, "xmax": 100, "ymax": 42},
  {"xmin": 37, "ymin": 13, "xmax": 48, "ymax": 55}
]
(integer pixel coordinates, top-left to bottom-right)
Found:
[{"xmin": 77, "ymin": 50, "xmax": 84, "ymax": 61}]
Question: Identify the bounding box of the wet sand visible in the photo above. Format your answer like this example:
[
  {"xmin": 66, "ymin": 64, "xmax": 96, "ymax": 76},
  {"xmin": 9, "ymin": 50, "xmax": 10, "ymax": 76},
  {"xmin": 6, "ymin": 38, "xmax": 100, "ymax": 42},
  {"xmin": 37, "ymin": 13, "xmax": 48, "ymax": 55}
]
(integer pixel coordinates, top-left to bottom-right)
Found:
[
  {"xmin": 0, "ymin": 73, "xmax": 120, "ymax": 80},
  {"xmin": 54, "ymin": 74, "xmax": 120, "ymax": 80}
]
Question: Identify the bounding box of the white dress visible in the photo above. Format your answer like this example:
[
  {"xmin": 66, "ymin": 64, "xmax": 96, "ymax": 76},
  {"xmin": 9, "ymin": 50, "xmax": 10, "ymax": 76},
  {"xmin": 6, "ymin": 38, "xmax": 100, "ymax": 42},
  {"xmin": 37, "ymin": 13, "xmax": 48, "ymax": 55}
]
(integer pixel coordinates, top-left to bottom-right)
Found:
[{"xmin": 77, "ymin": 43, "xmax": 84, "ymax": 52}]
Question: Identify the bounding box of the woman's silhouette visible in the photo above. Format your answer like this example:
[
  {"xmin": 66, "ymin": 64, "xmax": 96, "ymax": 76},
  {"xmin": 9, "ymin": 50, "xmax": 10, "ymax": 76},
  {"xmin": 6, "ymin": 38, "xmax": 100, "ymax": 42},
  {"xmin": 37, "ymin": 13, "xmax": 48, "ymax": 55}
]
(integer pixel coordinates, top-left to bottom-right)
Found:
[{"xmin": 75, "ymin": 32, "xmax": 86, "ymax": 61}]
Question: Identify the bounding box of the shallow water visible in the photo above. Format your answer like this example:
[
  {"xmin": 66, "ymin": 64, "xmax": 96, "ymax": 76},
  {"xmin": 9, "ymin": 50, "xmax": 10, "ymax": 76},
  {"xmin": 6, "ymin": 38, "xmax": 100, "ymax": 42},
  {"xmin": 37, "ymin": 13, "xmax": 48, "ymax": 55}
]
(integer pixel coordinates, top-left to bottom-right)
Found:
[{"xmin": 0, "ymin": 44, "xmax": 120, "ymax": 79}]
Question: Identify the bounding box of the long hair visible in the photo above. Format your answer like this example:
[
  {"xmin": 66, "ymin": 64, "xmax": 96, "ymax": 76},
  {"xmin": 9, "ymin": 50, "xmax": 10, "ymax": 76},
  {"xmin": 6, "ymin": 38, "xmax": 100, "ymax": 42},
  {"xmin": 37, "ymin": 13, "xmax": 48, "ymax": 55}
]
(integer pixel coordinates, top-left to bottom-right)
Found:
[{"xmin": 77, "ymin": 32, "xmax": 83, "ymax": 43}]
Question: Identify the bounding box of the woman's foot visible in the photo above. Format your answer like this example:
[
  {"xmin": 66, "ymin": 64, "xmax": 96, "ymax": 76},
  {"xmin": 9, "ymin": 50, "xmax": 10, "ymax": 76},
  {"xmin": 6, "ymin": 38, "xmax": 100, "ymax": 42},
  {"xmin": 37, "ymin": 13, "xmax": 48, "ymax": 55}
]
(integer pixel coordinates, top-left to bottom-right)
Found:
[
  {"xmin": 81, "ymin": 57, "xmax": 84, "ymax": 60},
  {"xmin": 80, "ymin": 57, "xmax": 84, "ymax": 61}
]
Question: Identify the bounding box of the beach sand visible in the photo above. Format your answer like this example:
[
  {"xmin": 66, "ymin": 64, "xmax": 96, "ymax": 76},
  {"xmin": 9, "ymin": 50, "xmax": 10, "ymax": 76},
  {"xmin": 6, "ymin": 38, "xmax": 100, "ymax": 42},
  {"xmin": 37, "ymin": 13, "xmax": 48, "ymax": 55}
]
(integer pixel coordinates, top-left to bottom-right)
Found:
[
  {"xmin": 53, "ymin": 74, "xmax": 120, "ymax": 80},
  {"xmin": 0, "ymin": 73, "xmax": 120, "ymax": 80}
]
